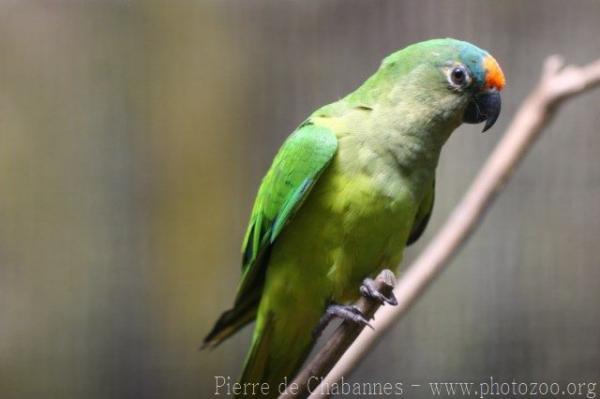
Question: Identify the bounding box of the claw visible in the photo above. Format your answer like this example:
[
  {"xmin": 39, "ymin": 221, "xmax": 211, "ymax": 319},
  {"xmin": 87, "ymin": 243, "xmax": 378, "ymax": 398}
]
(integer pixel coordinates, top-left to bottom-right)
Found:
[
  {"xmin": 313, "ymin": 303, "xmax": 373, "ymax": 338},
  {"xmin": 331, "ymin": 305, "xmax": 372, "ymax": 328},
  {"xmin": 360, "ymin": 277, "xmax": 398, "ymax": 306}
]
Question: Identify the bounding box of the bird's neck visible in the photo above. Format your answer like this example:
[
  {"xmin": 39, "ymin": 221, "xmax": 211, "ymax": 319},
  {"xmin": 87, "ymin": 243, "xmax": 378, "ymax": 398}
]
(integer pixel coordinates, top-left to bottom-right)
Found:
[
  {"xmin": 345, "ymin": 75, "xmax": 465, "ymax": 174},
  {"xmin": 381, "ymin": 98, "xmax": 463, "ymax": 175}
]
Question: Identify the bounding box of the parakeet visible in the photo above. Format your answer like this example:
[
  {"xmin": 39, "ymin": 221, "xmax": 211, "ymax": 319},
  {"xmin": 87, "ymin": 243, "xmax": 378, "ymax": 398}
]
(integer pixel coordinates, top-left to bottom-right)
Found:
[{"xmin": 204, "ymin": 38, "xmax": 505, "ymax": 397}]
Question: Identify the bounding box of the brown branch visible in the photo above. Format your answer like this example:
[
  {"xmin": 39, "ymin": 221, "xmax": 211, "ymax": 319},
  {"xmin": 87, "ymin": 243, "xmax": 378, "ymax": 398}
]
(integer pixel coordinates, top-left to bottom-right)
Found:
[
  {"xmin": 278, "ymin": 270, "xmax": 396, "ymax": 399},
  {"xmin": 288, "ymin": 56, "xmax": 600, "ymax": 399}
]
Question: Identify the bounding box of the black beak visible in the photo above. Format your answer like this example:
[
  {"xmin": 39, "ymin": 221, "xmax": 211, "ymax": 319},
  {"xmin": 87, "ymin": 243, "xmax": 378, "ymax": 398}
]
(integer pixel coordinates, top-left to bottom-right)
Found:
[{"xmin": 463, "ymin": 90, "xmax": 502, "ymax": 132}]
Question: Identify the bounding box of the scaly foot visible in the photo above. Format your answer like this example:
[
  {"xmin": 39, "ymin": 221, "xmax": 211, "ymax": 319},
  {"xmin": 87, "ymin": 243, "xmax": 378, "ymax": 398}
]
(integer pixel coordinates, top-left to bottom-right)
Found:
[
  {"xmin": 313, "ymin": 303, "xmax": 372, "ymax": 338},
  {"xmin": 360, "ymin": 277, "xmax": 398, "ymax": 306}
]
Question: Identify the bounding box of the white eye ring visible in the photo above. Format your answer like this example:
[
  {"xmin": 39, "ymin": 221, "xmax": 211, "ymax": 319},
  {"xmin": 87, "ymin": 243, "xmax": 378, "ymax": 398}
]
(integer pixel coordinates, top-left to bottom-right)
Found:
[{"xmin": 447, "ymin": 65, "xmax": 471, "ymax": 88}]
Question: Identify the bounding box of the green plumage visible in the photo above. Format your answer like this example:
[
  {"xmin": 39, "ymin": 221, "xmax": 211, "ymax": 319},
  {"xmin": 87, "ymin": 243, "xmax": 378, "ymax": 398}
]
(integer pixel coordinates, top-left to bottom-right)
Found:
[{"xmin": 204, "ymin": 38, "xmax": 503, "ymax": 398}]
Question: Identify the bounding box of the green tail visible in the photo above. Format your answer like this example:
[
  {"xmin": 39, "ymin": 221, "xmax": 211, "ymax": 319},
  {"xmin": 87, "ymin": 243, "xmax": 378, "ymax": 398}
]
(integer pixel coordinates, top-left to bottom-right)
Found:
[
  {"xmin": 236, "ymin": 311, "xmax": 318, "ymax": 399},
  {"xmin": 202, "ymin": 290, "xmax": 260, "ymax": 349}
]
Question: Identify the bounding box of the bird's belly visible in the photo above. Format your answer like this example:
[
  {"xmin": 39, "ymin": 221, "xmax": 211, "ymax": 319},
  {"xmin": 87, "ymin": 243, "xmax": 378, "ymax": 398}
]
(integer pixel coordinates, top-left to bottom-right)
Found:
[
  {"xmin": 285, "ymin": 165, "xmax": 420, "ymax": 302},
  {"xmin": 329, "ymin": 172, "xmax": 418, "ymax": 300},
  {"xmin": 265, "ymin": 158, "xmax": 423, "ymax": 308}
]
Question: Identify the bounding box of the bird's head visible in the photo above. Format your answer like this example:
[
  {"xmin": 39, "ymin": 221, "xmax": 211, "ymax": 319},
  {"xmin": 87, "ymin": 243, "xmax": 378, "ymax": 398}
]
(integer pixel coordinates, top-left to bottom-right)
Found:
[
  {"xmin": 375, "ymin": 38, "xmax": 506, "ymax": 133},
  {"xmin": 449, "ymin": 40, "xmax": 505, "ymax": 132}
]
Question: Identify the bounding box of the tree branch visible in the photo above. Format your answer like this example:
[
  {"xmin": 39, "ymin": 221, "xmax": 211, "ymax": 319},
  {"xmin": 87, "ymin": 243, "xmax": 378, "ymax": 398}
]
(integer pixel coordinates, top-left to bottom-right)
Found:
[{"xmin": 288, "ymin": 56, "xmax": 600, "ymax": 399}]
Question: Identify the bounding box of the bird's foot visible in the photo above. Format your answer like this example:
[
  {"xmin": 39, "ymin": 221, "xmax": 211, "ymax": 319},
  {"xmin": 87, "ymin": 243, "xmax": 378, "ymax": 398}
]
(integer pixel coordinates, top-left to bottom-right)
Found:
[
  {"xmin": 360, "ymin": 275, "xmax": 398, "ymax": 306},
  {"xmin": 313, "ymin": 304, "xmax": 372, "ymax": 338},
  {"xmin": 312, "ymin": 270, "xmax": 397, "ymax": 338}
]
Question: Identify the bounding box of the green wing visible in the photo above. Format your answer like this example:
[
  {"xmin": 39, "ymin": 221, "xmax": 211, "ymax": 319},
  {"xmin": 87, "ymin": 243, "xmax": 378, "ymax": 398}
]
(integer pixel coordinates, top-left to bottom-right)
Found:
[
  {"xmin": 236, "ymin": 123, "xmax": 338, "ymax": 303},
  {"xmin": 203, "ymin": 123, "xmax": 337, "ymax": 348},
  {"xmin": 406, "ymin": 178, "xmax": 435, "ymax": 246}
]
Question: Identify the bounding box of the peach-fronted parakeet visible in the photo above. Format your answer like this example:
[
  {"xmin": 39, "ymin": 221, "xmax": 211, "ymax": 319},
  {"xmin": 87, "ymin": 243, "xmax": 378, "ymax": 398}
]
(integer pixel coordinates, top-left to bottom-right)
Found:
[{"xmin": 204, "ymin": 38, "xmax": 505, "ymax": 397}]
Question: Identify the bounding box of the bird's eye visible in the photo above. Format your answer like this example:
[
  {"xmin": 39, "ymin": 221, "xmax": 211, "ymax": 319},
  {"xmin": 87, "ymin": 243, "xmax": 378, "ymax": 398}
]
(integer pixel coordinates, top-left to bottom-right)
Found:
[{"xmin": 448, "ymin": 65, "xmax": 470, "ymax": 88}]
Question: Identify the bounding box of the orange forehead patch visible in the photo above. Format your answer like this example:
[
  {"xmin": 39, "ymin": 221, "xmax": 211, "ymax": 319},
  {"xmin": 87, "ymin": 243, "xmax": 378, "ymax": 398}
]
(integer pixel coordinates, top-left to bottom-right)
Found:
[{"xmin": 483, "ymin": 55, "xmax": 505, "ymax": 91}]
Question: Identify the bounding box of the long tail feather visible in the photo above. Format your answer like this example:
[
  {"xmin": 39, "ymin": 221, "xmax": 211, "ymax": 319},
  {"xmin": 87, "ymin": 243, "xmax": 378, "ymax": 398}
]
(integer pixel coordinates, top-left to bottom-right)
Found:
[
  {"xmin": 202, "ymin": 293, "xmax": 259, "ymax": 349},
  {"xmin": 235, "ymin": 311, "xmax": 319, "ymax": 399}
]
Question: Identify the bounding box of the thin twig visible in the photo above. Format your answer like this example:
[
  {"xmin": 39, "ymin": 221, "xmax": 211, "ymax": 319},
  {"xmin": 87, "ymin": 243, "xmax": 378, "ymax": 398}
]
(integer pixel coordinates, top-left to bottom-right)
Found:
[{"xmin": 290, "ymin": 56, "xmax": 600, "ymax": 399}]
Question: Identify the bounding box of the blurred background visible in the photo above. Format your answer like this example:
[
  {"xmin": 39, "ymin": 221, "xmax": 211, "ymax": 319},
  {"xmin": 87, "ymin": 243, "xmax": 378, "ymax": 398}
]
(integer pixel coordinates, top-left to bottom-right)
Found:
[{"xmin": 1, "ymin": 1, "xmax": 599, "ymax": 398}]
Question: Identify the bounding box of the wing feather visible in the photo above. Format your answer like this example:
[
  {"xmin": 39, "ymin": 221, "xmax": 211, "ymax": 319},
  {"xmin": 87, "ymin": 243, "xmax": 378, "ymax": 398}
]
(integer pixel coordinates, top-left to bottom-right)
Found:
[
  {"xmin": 406, "ymin": 178, "xmax": 435, "ymax": 246},
  {"xmin": 236, "ymin": 123, "xmax": 338, "ymax": 304}
]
